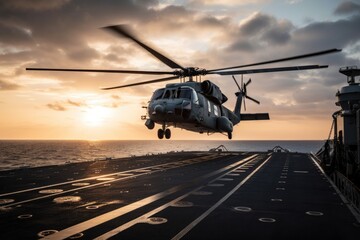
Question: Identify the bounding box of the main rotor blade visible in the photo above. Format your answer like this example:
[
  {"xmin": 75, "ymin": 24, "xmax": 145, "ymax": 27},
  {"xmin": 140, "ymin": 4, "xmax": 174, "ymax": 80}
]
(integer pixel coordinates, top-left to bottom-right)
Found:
[
  {"xmin": 232, "ymin": 75, "xmax": 241, "ymax": 90},
  {"xmin": 214, "ymin": 65, "xmax": 328, "ymax": 75},
  {"xmin": 208, "ymin": 48, "xmax": 341, "ymax": 72},
  {"xmin": 245, "ymin": 95, "xmax": 260, "ymax": 104},
  {"xmin": 101, "ymin": 76, "xmax": 179, "ymax": 90},
  {"xmin": 26, "ymin": 68, "xmax": 175, "ymax": 75},
  {"xmin": 103, "ymin": 25, "xmax": 185, "ymax": 70}
]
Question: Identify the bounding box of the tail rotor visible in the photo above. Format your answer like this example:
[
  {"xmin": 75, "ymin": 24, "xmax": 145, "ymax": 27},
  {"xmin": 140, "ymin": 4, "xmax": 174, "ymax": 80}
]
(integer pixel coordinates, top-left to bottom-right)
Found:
[{"xmin": 232, "ymin": 75, "xmax": 260, "ymax": 111}]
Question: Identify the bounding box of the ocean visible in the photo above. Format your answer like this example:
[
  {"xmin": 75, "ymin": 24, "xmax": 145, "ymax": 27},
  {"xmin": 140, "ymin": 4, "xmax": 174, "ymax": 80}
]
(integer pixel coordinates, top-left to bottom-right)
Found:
[{"xmin": 0, "ymin": 140, "xmax": 324, "ymax": 171}]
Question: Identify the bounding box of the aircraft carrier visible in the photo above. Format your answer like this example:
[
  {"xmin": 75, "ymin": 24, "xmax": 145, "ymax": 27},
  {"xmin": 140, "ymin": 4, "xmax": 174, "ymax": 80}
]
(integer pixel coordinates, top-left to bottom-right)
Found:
[{"xmin": 0, "ymin": 150, "xmax": 359, "ymax": 240}]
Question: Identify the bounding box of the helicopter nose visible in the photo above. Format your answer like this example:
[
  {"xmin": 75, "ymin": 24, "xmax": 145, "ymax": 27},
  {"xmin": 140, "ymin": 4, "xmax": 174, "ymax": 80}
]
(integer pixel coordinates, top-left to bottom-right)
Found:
[{"xmin": 153, "ymin": 104, "xmax": 165, "ymax": 114}]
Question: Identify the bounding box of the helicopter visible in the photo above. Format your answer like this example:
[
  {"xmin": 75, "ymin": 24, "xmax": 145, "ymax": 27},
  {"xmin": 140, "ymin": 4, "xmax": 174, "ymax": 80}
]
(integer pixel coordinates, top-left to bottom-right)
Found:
[{"xmin": 27, "ymin": 25, "xmax": 341, "ymax": 139}]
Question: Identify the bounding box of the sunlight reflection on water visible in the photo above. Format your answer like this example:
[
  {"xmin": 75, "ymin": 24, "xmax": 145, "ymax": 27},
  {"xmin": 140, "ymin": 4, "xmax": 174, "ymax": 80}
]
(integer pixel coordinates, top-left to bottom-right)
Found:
[{"xmin": 0, "ymin": 140, "xmax": 323, "ymax": 171}]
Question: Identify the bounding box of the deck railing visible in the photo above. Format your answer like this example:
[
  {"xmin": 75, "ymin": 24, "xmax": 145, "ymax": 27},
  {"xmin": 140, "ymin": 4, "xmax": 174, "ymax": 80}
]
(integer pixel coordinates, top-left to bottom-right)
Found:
[{"xmin": 331, "ymin": 170, "xmax": 360, "ymax": 214}]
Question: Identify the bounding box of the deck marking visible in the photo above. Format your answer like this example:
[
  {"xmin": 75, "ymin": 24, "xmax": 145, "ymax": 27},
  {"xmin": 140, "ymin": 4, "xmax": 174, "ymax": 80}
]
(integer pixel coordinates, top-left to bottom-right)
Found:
[
  {"xmin": 0, "ymin": 199, "xmax": 15, "ymax": 204},
  {"xmin": 233, "ymin": 206, "xmax": 252, "ymax": 212},
  {"xmin": 258, "ymin": 218, "xmax": 276, "ymax": 223},
  {"xmin": 93, "ymin": 156, "xmax": 261, "ymax": 239},
  {"xmin": 1, "ymin": 155, "xmax": 222, "ymax": 208},
  {"xmin": 0, "ymin": 154, "xmax": 218, "ymax": 197},
  {"xmin": 17, "ymin": 214, "xmax": 33, "ymax": 219},
  {"xmin": 43, "ymin": 154, "xmax": 258, "ymax": 240},
  {"xmin": 145, "ymin": 217, "xmax": 168, "ymax": 225},
  {"xmin": 171, "ymin": 155, "xmax": 271, "ymax": 240},
  {"xmin": 305, "ymin": 211, "xmax": 323, "ymax": 216},
  {"xmin": 93, "ymin": 186, "xmax": 205, "ymax": 240},
  {"xmin": 171, "ymin": 201, "xmax": 194, "ymax": 208},
  {"xmin": 208, "ymin": 184, "xmax": 224, "ymax": 187}
]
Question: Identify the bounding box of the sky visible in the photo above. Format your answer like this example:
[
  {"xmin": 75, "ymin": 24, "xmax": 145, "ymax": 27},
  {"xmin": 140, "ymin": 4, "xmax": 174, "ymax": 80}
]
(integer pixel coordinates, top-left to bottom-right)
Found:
[{"xmin": 0, "ymin": 0, "xmax": 359, "ymax": 140}]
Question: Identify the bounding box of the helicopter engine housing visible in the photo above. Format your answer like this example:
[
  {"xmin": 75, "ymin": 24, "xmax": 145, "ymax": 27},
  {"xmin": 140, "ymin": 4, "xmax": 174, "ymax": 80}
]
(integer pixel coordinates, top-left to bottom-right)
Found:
[{"xmin": 201, "ymin": 80, "xmax": 228, "ymax": 104}]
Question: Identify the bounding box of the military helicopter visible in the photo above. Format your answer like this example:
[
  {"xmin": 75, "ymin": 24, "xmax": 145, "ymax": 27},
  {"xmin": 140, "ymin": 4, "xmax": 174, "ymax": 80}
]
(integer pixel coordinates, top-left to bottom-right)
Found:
[{"xmin": 27, "ymin": 25, "xmax": 341, "ymax": 139}]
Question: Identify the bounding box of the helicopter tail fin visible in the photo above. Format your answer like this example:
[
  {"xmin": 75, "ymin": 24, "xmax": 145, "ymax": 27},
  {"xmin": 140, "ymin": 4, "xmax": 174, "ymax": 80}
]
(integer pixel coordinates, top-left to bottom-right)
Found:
[{"xmin": 233, "ymin": 91, "xmax": 243, "ymax": 119}]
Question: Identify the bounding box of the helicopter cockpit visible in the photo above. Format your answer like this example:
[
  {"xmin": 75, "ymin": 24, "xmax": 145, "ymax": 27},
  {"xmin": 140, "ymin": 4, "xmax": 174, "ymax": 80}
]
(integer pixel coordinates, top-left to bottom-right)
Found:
[{"xmin": 151, "ymin": 86, "xmax": 199, "ymax": 104}]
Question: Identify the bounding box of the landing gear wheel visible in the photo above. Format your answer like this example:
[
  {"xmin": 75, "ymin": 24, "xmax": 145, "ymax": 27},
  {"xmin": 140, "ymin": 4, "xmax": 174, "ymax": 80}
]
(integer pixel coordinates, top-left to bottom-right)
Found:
[
  {"xmin": 165, "ymin": 129, "xmax": 171, "ymax": 139},
  {"xmin": 227, "ymin": 132, "xmax": 232, "ymax": 140},
  {"xmin": 157, "ymin": 129, "xmax": 164, "ymax": 139}
]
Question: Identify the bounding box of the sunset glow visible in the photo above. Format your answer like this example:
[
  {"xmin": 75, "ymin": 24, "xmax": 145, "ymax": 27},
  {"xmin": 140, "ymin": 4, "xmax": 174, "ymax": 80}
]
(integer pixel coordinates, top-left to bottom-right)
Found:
[
  {"xmin": 83, "ymin": 106, "xmax": 112, "ymax": 127},
  {"xmin": 0, "ymin": 0, "xmax": 359, "ymax": 140}
]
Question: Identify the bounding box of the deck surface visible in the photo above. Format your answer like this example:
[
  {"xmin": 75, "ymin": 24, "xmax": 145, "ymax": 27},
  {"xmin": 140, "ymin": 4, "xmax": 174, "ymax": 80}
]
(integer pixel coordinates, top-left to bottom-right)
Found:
[{"xmin": 0, "ymin": 151, "xmax": 359, "ymax": 239}]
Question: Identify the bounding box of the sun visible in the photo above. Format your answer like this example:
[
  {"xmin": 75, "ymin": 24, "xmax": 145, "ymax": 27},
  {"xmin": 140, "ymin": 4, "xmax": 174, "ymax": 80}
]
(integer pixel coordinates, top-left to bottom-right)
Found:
[{"xmin": 83, "ymin": 106, "xmax": 111, "ymax": 127}]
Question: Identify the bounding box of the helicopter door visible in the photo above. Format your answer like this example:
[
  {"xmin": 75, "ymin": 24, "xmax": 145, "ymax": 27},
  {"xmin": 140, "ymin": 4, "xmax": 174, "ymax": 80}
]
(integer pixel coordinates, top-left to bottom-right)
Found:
[
  {"xmin": 190, "ymin": 89, "xmax": 202, "ymax": 122},
  {"xmin": 195, "ymin": 94, "xmax": 206, "ymax": 123}
]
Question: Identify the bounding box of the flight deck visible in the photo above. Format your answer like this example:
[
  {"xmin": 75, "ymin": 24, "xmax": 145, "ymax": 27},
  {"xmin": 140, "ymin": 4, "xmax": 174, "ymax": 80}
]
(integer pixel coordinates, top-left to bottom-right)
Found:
[{"xmin": 0, "ymin": 151, "xmax": 359, "ymax": 239}]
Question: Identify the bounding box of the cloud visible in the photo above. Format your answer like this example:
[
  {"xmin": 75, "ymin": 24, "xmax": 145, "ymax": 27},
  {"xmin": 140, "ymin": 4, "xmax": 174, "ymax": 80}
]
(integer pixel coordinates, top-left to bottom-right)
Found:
[
  {"xmin": 0, "ymin": 0, "xmax": 150, "ymax": 69},
  {"xmin": 111, "ymin": 94, "xmax": 121, "ymax": 100},
  {"xmin": 106, "ymin": 95, "xmax": 122, "ymax": 108},
  {"xmin": 1, "ymin": 0, "xmax": 359, "ymax": 140},
  {"xmin": 292, "ymin": 16, "xmax": 360, "ymax": 52},
  {"xmin": 240, "ymin": 12, "xmax": 273, "ymax": 35},
  {"xmin": 0, "ymin": 79, "xmax": 21, "ymax": 90},
  {"xmin": 46, "ymin": 102, "xmax": 67, "ymax": 111},
  {"xmin": 227, "ymin": 12, "xmax": 293, "ymax": 52},
  {"xmin": 0, "ymin": 0, "xmax": 72, "ymax": 11},
  {"xmin": 47, "ymin": 95, "xmax": 123, "ymax": 112},
  {"xmin": 110, "ymin": 102, "xmax": 120, "ymax": 108},
  {"xmin": 134, "ymin": 0, "xmax": 159, "ymax": 7},
  {"xmin": 189, "ymin": 0, "xmax": 268, "ymax": 7},
  {"xmin": 0, "ymin": 22, "xmax": 33, "ymax": 46},
  {"xmin": 67, "ymin": 99, "xmax": 87, "ymax": 107},
  {"xmin": 285, "ymin": 0, "xmax": 303, "ymax": 4},
  {"xmin": 47, "ymin": 99, "xmax": 88, "ymax": 111},
  {"xmin": 334, "ymin": 1, "xmax": 360, "ymax": 15},
  {"xmin": 0, "ymin": 0, "xmax": 228, "ymax": 76},
  {"xmin": 67, "ymin": 47, "xmax": 100, "ymax": 62},
  {"xmin": 208, "ymin": 2, "xmax": 359, "ymax": 123}
]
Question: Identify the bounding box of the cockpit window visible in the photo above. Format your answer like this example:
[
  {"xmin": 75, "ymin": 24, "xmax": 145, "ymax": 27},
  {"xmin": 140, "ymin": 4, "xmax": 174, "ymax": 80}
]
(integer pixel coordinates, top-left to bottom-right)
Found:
[
  {"xmin": 151, "ymin": 88, "xmax": 165, "ymax": 100},
  {"xmin": 152, "ymin": 87, "xmax": 198, "ymax": 103},
  {"xmin": 177, "ymin": 88, "xmax": 192, "ymax": 99},
  {"xmin": 163, "ymin": 89, "xmax": 172, "ymax": 99}
]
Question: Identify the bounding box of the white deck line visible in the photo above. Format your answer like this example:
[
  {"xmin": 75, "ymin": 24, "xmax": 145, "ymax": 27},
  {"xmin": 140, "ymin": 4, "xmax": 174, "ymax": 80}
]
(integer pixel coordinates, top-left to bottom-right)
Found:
[
  {"xmin": 93, "ymin": 156, "xmax": 262, "ymax": 239},
  {"xmin": 0, "ymin": 154, "xmax": 217, "ymax": 197},
  {"xmin": 1, "ymin": 154, "xmax": 220, "ymax": 208},
  {"xmin": 171, "ymin": 155, "xmax": 271, "ymax": 240},
  {"xmin": 43, "ymin": 154, "xmax": 258, "ymax": 240}
]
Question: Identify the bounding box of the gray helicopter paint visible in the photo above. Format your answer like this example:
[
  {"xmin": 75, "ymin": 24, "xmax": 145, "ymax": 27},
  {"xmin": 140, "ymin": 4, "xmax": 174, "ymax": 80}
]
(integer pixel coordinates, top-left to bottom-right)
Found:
[{"xmin": 145, "ymin": 81, "xmax": 248, "ymax": 136}]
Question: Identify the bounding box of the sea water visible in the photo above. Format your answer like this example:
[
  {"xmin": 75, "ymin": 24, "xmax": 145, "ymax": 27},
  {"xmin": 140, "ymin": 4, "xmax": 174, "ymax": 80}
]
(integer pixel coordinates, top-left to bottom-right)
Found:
[{"xmin": 0, "ymin": 140, "xmax": 324, "ymax": 171}]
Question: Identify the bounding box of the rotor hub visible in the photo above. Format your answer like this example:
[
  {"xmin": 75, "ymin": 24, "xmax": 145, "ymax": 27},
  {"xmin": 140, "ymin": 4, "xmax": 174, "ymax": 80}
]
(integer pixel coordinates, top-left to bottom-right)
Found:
[{"xmin": 175, "ymin": 67, "xmax": 207, "ymax": 78}]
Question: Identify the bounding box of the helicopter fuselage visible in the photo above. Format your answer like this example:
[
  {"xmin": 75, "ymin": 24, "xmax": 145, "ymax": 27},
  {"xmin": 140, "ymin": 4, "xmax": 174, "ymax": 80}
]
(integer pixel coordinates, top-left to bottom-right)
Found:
[{"xmin": 144, "ymin": 80, "xmax": 240, "ymax": 138}]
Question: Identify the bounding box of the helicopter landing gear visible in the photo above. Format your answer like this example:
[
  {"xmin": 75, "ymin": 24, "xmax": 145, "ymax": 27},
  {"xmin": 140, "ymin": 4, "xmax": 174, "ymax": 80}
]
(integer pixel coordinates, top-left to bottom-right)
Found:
[
  {"xmin": 227, "ymin": 132, "xmax": 232, "ymax": 140},
  {"xmin": 165, "ymin": 128, "xmax": 171, "ymax": 139},
  {"xmin": 158, "ymin": 125, "xmax": 171, "ymax": 139},
  {"xmin": 157, "ymin": 129, "xmax": 164, "ymax": 139}
]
